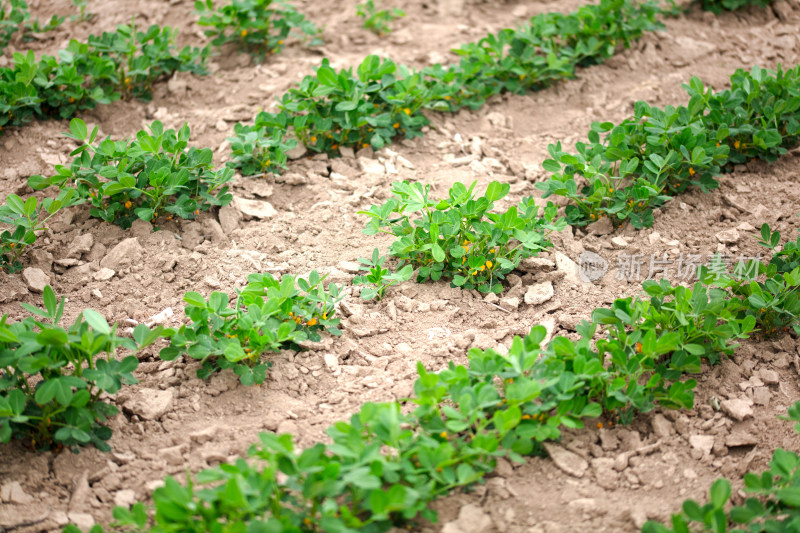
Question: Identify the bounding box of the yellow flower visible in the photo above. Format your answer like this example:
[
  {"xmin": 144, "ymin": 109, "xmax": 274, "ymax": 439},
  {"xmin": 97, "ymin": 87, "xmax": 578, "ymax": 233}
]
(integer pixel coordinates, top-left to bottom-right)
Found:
[
  {"xmin": 322, "ymin": 313, "xmax": 327, "ymax": 320},
  {"xmin": 241, "ymin": 29, "xmax": 248, "ymax": 37},
  {"xmin": 307, "ymin": 318, "xmax": 318, "ymax": 326},
  {"xmin": 486, "ymin": 260, "xmax": 493, "ymax": 269},
  {"xmin": 124, "ymin": 201, "xmax": 132, "ymax": 209},
  {"xmin": 403, "ymin": 108, "xmax": 410, "ymax": 115},
  {"xmin": 439, "ymin": 431, "xmax": 447, "ymax": 439},
  {"xmin": 734, "ymin": 140, "xmax": 741, "ymax": 149},
  {"xmin": 393, "ymin": 122, "xmax": 400, "ymax": 128},
  {"xmin": 444, "ymin": 95, "xmax": 451, "ymax": 100},
  {"xmin": 689, "ymin": 167, "xmax": 696, "ymax": 176},
  {"xmin": 278, "ymin": 40, "xmax": 284, "ymax": 44},
  {"xmin": 635, "ymin": 342, "xmax": 642, "ymax": 353},
  {"xmin": 310, "ymin": 136, "xmax": 317, "ymax": 142}
]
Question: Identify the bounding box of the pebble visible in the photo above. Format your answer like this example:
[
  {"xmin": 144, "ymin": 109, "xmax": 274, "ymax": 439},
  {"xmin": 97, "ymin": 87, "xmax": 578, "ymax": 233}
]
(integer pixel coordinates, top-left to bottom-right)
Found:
[
  {"xmin": 524, "ymin": 281, "xmax": 554, "ymax": 305},
  {"xmin": 758, "ymin": 368, "xmax": 780, "ymax": 385},
  {"xmin": 93, "ymin": 267, "xmax": 115, "ymax": 281},
  {"xmin": 324, "ymin": 353, "xmax": 339, "ymax": 373},
  {"xmin": 100, "ymin": 238, "xmax": 143, "ymax": 270},
  {"xmin": 358, "ymin": 157, "xmax": 385, "ymax": 175},
  {"xmin": 0, "ymin": 481, "xmax": 34, "ymax": 504},
  {"xmin": 611, "ymin": 236, "xmax": 628, "ymax": 248},
  {"xmin": 651, "ymin": 414, "xmax": 674, "ymax": 438},
  {"xmin": 499, "ymin": 296, "xmax": 520, "ymax": 310},
  {"xmin": 123, "ymin": 388, "xmax": 175, "ymax": 420},
  {"xmin": 218, "ymin": 205, "xmax": 241, "ymax": 234},
  {"xmin": 113, "ymin": 489, "xmax": 136, "ymax": 508},
  {"xmin": 725, "ymin": 430, "xmax": 758, "ymax": 448},
  {"xmin": 68, "ymin": 512, "xmax": 95, "ymax": 530},
  {"xmin": 158, "ymin": 445, "xmax": 185, "ymax": 466},
  {"xmin": 22, "ymin": 267, "xmax": 49, "ymax": 293},
  {"xmin": 234, "ymin": 197, "xmax": 277, "ymax": 218},
  {"xmin": 543, "ymin": 443, "xmax": 588, "ymax": 478},
  {"xmin": 441, "ymin": 503, "xmax": 494, "ymax": 533},
  {"xmin": 189, "ymin": 426, "xmax": 220, "ymax": 445},
  {"xmin": 720, "ymin": 398, "xmax": 753, "ymax": 421},
  {"xmin": 688, "ymin": 435, "xmax": 714, "ymax": 456},
  {"xmin": 338, "ymin": 261, "xmax": 362, "ymax": 274},
  {"xmin": 66, "ymin": 234, "xmax": 94, "ymax": 259},
  {"xmin": 715, "ymin": 228, "xmax": 740, "ymax": 245}
]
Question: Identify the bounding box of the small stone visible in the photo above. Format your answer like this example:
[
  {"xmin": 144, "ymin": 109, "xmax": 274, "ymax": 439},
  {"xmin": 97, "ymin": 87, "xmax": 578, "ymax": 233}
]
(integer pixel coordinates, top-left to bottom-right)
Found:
[
  {"xmin": 454, "ymin": 503, "xmax": 493, "ymax": 533},
  {"xmin": 93, "ymin": 267, "xmax": 115, "ymax": 281},
  {"xmin": 22, "ymin": 267, "xmax": 49, "ymax": 293},
  {"xmin": 543, "ymin": 443, "xmax": 588, "ymax": 478},
  {"xmin": 218, "ymin": 205, "xmax": 241, "ymax": 234},
  {"xmin": 591, "ymin": 458, "xmax": 618, "ymax": 490},
  {"xmin": 158, "ymin": 445, "xmax": 185, "ymax": 466},
  {"xmin": 68, "ymin": 512, "xmax": 95, "ymax": 530},
  {"xmin": 758, "ymin": 368, "xmax": 780, "ymax": 385},
  {"xmin": 66, "ymin": 234, "xmax": 94, "ymax": 259},
  {"xmin": 286, "ymin": 140, "xmax": 307, "ymax": 160},
  {"xmin": 720, "ymin": 398, "xmax": 753, "ymax": 421},
  {"xmin": 484, "ymin": 292, "xmax": 499, "ymax": 304},
  {"xmin": 715, "ymin": 228, "xmax": 740, "ymax": 245},
  {"xmin": 725, "ymin": 430, "xmax": 758, "ymax": 448},
  {"xmin": 234, "ymin": 197, "xmax": 277, "ymax": 218},
  {"xmin": 519, "ymin": 257, "xmax": 556, "ymax": 272},
  {"xmin": 359, "ymin": 157, "xmax": 385, "ymax": 175},
  {"xmin": 101, "ymin": 238, "xmax": 143, "ymax": 271},
  {"xmin": 611, "ymin": 236, "xmax": 628, "ymax": 249},
  {"xmin": 688, "ymin": 435, "xmax": 714, "ymax": 456},
  {"xmin": 124, "ymin": 388, "xmax": 174, "ymax": 420},
  {"xmin": 338, "ymin": 261, "xmax": 362, "ymax": 274},
  {"xmin": 499, "ymin": 296, "xmax": 520, "ymax": 310},
  {"xmin": 1, "ymin": 481, "xmax": 33, "ymax": 504},
  {"xmin": 524, "ymin": 282, "xmax": 554, "ymax": 305},
  {"xmin": 324, "ymin": 353, "xmax": 339, "ymax": 373},
  {"xmin": 753, "ymin": 387, "xmax": 772, "ymax": 406},
  {"xmin": 114, "ymin": 489, "xmax": 136, "ymax": 508},
  {"xmin": 648, "ymin": 232, "xmax": 661, "ymax": 246},
  {"xmin": 651, "ymin": 414, "xmax": 674, "ymax": 438},
  {"xmin": 588, "ymin": 217, "xmax": 614, "ymax": 236},
  {"xmin": 189, "ymin": 426, "xmax": 219, "ymax": 445}
]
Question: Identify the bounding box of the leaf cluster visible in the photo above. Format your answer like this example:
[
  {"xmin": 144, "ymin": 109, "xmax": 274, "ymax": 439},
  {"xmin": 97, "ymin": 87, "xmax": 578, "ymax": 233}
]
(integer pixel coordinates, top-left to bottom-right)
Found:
[
  {"xmin": 0, "ymin": 286, "xmax": 166, "ymax": 451},
  {"xmin": 195, "ymin": 0, "xmax": 320, "ymax": 63},
  {"xmin": 537, "ymin": 65, "xmax": 800, "ymax": 228},
  {"xmin": 0, "ymin": 22, "xmax": 207, "ymax": 134},
  {"xmin": 29, "ymin": 118, "xmax": 234, "ymax": 229},
  {"xmin": 0, "ymin": 0, "xmax": 63, "ymax": 52},
  {"xmin": 160, "ymin": 271, "xmax": 344, "ymax": 386},
  {"xmin": 356, "ymin": 0, "xmax": 405, "ymax": 36},
  {"xmin": 0, "ymin": 188, "xmax": 79, "ymax": 272},
  {"xmin": 360, "ymin": 180, "xmax": 565, "ymax": 294}
]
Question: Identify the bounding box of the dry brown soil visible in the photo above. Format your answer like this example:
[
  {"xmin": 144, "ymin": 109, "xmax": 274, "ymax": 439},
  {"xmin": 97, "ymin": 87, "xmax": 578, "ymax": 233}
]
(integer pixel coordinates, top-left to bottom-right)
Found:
[{"xmin": 2, "ymin": 0, "xmax": 800, "ymax": 531}]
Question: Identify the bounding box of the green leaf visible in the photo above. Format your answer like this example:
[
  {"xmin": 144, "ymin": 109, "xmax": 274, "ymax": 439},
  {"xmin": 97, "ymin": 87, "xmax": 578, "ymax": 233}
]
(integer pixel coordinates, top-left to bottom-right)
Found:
[
  {"xmin": 69, "ymin": 118, "xmax": 88, "ymax": 140},
  {"xmin": 82, "ymin": 309, "xmax": 111, "ymax": 335}
]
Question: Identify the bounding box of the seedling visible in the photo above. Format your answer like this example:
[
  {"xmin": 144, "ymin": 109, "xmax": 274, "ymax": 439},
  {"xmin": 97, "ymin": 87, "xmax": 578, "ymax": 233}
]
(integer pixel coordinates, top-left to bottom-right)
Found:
[
  {"xmin": 160, "ymin": 271, "xmax": 343, "ymax": 385},
  {"xmin": 353, "ymin": 248, "xmax": 414, "ymax": 300},
  {"xmin": 0, "ymin": 0, "xmax": 63, "ymax": 52},
  {"xmin": 70, "ymin": 0, "xmax": 94, "ymax": 22},
  {"xmin": 0, "ymin": 286, "xmax": 167, "ymax": 451},
  {"xmin": 356, "ymin": 0, "xmax": 405, "ymax": 36},
  {"xmin": 0, "ymin": 188, "xmax": 79, "ymax": 273},
  {"xmin": 195, "ymin": 0, "xmax": 321, "ymax": 63},
  {"xmin": 29, "ymin": 119, "xmax": 233, "ymax": 229},
  {"xmin": 360, "ymin": 180, "xmax": 564, "ymax": 293}
]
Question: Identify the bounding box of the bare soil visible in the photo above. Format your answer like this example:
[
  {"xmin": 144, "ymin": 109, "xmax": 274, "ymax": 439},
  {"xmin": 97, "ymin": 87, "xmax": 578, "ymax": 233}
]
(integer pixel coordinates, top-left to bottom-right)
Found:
[{"xmin": 2, "ymin": 0, "xmax": 800, "ymax": 531}]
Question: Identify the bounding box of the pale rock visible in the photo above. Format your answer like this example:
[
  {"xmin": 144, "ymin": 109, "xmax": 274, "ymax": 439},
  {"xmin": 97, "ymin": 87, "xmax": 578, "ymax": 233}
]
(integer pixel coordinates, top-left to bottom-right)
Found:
[
  {"xmin": 716, "ymin": 228, "xmax": 740, "ymax": 245},
  {"xmin": 338, "ymin": 261, "xmax": 362, "ymax": 274},
  {"xmin": 189, "ymin": 426, "xmax": 219, "ymax": 445},
  {"xmin": 158, "ymin": 445, "xmax": 185, "ymax": 466},
  {"xmin": 339, "ymin": 146, "xmax": 355, "ymax": 158},
  {"xmin": 519, "ymin": 257, "xmax": 556, "ymax": 272},
  {"xmin": 758, "ymin": 368, "xmax": 780, "ymax": 385},
  {"xmin": 499, "ymin": 296, "xmax": 520, "ymax": 310},
  {"xmin": 720, "ymin": 398, "xmax": 753, "ymax": 421},
  {"xmin": 66, "ymin": 234, "xmax": 94, "ymax": 259},
  {"xmin": 555, "ymin": 251, "xmax": 590, "ymax": 286},
  {"xmin": 591, "ymin": 458, "xmax": 618, "ymax": 490},
  {"xmin": 30, "ymin": 249, "xmax": 54, "ymax": 272},
  {"xmin": 588, "ymin": 217, "xmax": 614, "ymax": 236},
  {"xmin": 217, "ymin": 205, "xmax": 241, "ymax": 235},
  {"xmin": 130, "ymin": 219, "xmax": 153, "ymax": 238},
  {"xmin": 611, "ymin": 236, "xmax": 628, "ymax": 249},
  {"xmin": 524, "ymin": 281, "xmax": 554, "ymax": 305},
  {"xmin": 688, "ymin": 434, "xmax": 714, "ymax": 456},
  {"xmin": 484, "ymin": 292, "xmax": 499, "ymax": 304},
  {"xmin": 114, "ymin": 489, "xmax": 136, "ymax": 508},
  {"xmin": 753, "ymin": 387, "xmax": 772, "ymax": 406},
  {"xmin": 93, "ymin": 267, "xmax": 115, "ymax": 281},
  {"xmin": 726, "ymin": 430, "xmax": 758, "ymax": 448},
  {"xmin": 285, "ymin": 136, "xmax": 307, "ymax": 159},
  {"xmin": 68, "ymin": 471, "xmax": 90, "ymax": 511},
  {"xmin": 234, "ymin": 197, "xmax": 277, "ymax": 218},
  {"xmin": 68, "ymin": 512, "xmax": 95, "ymax": 530},
  {"xmin": 737, "ymin": 222, "xmax": 756, "ymax": 232},
  {"xmin": 124, "ymin": 388, "xmax": 174, "ymax": 420},
  {"xmin": 453, "ymin": 503, "xmax": 493, "ymax": 533},
  {"xmin": 324, "ymin": 353, "xmax": 339, "ymax": 373},
  {"xmin": 648, "ymin": 232, "xmax": 661, "ymax": 246},
  {"xmin": 1, "ymin": 481, "xmax": 33, "ymax": 504},
  {"xmin": 543, "ymin": 443, "xmax": 588, "ymax": 477},
  {"xmin": 100, "ymin": 238, "xmax": 143, "ymax": 270},
  {"xmin": 359, "ymin": 157, "xmax": 385, "ymax": 175},
  {"xmin": 22, "ymin": 267, "xmax": 49, "ymax": 293},
  {"xmin": 651, "ymin": 414, "xmax": 674, "ymax": 438}
]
